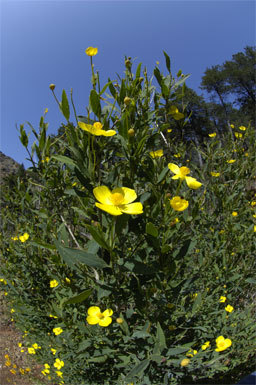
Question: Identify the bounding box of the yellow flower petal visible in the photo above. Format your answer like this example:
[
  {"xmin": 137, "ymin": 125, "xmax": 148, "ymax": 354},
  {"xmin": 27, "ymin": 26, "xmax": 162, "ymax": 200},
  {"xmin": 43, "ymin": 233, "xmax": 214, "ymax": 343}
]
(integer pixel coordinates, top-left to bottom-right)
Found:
[
  {"xmin": 95, "ymin": 202, "xmax": 123, "ymax": 216},
  {"xmin": 185, "ymin": 176, "xmax": 202, "ymax": 189},
  {"xmin": 170, "ymin": 196, "xmax": 189, "ymax": 211},
  {"xmin": 119, "ymin": 202, "xmax": 143, "ymax": 215},
  {"xmin": 112, "ymin": 187, "xmax": 137, "ymax": 205},
  {"xmin": 93, "ymin": 186, "xmax": 112, "ymax": 205},
  {"xmin": 87, "ymin": 306, "xmax": 101, "ymax": 316},
  {"xmin": 85, "ymin": 47, "xmax": 98, "ymax": 56},
  {"xmin": 99, "ymin": 316, "xmax": 112, "ymax": 327},
  {"xmin": 102, "ymin": 309, "xmax": 113, "ymax": 317},
  {"xmin": 86, "ymin": 315, "xmax": 100, "ymax": 325}
]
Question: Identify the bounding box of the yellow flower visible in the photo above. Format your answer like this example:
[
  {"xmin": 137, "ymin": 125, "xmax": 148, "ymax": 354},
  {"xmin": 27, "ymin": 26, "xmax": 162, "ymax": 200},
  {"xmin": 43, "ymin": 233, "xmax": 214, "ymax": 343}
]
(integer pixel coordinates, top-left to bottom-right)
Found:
[
  {"xmin": 55, "ymin": 370, "xmax": 63, "ymax": 378},
  {"xmin": 251, "ymin": 201, "xmax": 256, "ymax": 207},
  {"xmin": 65, "ymin": 277, "xmax": 71, "ymax": 284},
  {"xmin": 208, "ymin": 133, "xmax": 216, "ymax": 137},
  {"xmin": 225, "ymin": 305, "xmax": 234, "ymax": 313},
  {"xmin": 10, "ymin": 369, "xmax": 16, "ymax": 374},
  {"xmin": 11, "ymin": 236, "xmax": 18, "ymax": 241},
  {"xmin": 50, "ymin": 280, "xmax": 59, "ymax": 288},
  {"xmin": 168, "ymin": 163, "xmax": 202, "ymax": 189},
  {"xmin": 186, "ymin": 349, "xmax": 198, "ymax": 357},
  {"xmin": 44, "ymin": 108, "xmax": 48, "ymax": 114},
  {"xmin": 219, "ymin": 296, "xmax": 227, "ymax": 303},
  {"xmin": 201, "ymin": 341, "xmax": 210, "ymax": 350},
  {"xmin": 51, "ymin": 348, "xmax": 57, "ymax": 355},
  {"xmin": 0, "ymin": 278, "xmax": 7, "ymax": 284},
  {"xmin": 180, "ymin": 358, "xmax": 190, "ymax": 367},
  {"xmin": 5, "ymin": 360, "xmax": 11, "ymax": 367},
  {"xmin": 86, "ymin": 306, "xmax": 113, "ymax": 327},
  {"xmin": 211, "ymin": 172, "xmax": 220, "ymax": 177},
  {"xmin": 93, "ymin": 186, "xmax": 143, "ymax": 216},
  {"xmin": 85, "ymin": 46, "xmax": 98, "ymax": 56},
  {"xmin": 78, "ymin": 121, "xmax": 116, "ymax": 136},
  {"xmin": 53, "ymin": 327, "xmax": 63, "ymax": 336},
  {"xmin": 169, "ymin": 106, "xmax": 179, "ymax": 114},
  {"xmin": 167, "ymin": 128, "xmax": 172, "ymax": 133},
  {"xmin": 49, "ymin": 314, "xmax": 58, "ymax": 319},
  {"xmin": 235, "ymin": 132, "xmax": 243, "ymax": 138},
  {"xmin": 174, "ymin": 153, "xmax": 181, "ymax": 158},
  {"xmin": 116, "ymin": 318, "xmax": 123, "ymax": 324},
  {"xmin": 232, "ymin": 211, "xmax": 238, "ymax": 217},
  {"xmin": 11, "ymin": 308, "xmax": 15, "ymax": 313},
  {"xmin": 230, "ymin": 124, "xmax": 234, "ymax": 129},
  {"xmin": 44, "ymin": 363, "xmax": 51, "ymax": 369},
  {"xmin": 215, "ymin": 335, "xmax": 232, "ymax": 352},
  {"xmin": 32, "ymin": 343, "xmax": 41, "ymax": 349},
  {"xmin": 28, "ymin": 347, "xmax": 36, "ymax": 354},
  {"xmin": 25, "ymin": 368, "xmax": 31, "ymax": 372},
  {"xmin": 254, "ymin": 225, "xmax": 256, "ymax": 233},
  {"xmin": 239, "ymin": 125, "xmax": 247, "ymax": 131},
  {"xmin": 19, "ymin": 232, "xmax": 29, "ymax": 242},
  {"xmin": 227, "ymin": 159, "xmax": 236, "ymax": 164},
  {"xmin": 19, "ymin": 368, "xmax": 25, "ymax": 374},
  {"xmin": 149, "ymin": 149, "xmax": 164, "ymax": 158},
  {"xmin": 54, "ymin": 359, "xmax": 64, "ymax": 370},
  {"xmin": 170, "ymin": 196, "xmax": 189, "ymax": 211},
  {"xmin": 245, "ymin": 152, "xmax": 249, "ymax": 156}
]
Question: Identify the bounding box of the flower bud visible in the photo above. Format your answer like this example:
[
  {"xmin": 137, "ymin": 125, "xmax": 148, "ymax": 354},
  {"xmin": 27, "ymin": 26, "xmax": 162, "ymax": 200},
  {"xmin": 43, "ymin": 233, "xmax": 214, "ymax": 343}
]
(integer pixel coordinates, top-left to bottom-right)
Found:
[
  {"xmin": 116, "ymin": 318, "xmax": 123, "ymax": 324},
  {"xmin": 124, "ymin": 97, "xmax": 131, "ymax": 106},
  {"xmin": 180, "ymin": 358, "xmax": 190, "ymax": 367},
  {"xmin": 49, "ymin": 84, "xmax": 55, "ymax": 91},
  {"xmin": 125, "ymin": 59, "xmax": 131, "ymax": 68},
  {"xmin": 128, "ymin": 128, "xmax": 135, "ymax": 137}
]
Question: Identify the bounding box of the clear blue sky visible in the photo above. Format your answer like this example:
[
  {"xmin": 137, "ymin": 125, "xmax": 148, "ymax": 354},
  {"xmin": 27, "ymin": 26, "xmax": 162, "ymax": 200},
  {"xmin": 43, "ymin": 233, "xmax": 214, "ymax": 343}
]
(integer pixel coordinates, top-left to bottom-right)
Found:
[{"xmin": 1, "ymin": 0, "xmax": 255, "ymax": 167}]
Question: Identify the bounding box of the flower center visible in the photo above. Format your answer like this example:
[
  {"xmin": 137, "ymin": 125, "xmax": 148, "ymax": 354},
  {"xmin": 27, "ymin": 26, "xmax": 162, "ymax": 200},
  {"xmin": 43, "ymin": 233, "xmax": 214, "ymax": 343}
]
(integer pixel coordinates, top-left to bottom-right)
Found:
[
  {"xmin": 110, "ymin": 192, "xmax": 124, "ymax": 206},
  {"xmin": 97, "ymin": 312, "xmax": 104, "ymax": 319}
]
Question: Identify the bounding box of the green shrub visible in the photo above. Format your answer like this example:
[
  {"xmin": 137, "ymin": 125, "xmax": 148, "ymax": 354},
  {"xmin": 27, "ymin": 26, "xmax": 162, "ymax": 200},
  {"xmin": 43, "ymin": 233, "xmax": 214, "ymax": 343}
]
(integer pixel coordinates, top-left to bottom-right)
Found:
[{"xmin": 1, "ymin": 49, "xmax": 256, "ymax": 385}]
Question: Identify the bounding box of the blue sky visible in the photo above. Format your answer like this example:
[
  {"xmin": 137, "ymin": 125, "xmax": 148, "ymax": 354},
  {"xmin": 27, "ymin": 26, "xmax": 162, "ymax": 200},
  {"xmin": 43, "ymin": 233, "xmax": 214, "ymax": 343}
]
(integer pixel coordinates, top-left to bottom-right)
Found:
[{"xmin": 1, "ymin": 0, "xmax": 255, "ymax": 167}]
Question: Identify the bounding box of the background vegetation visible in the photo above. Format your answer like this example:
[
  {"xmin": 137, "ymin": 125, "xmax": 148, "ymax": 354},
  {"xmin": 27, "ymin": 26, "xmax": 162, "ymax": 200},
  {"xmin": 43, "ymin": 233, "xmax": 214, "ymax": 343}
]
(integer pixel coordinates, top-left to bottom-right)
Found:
[{"xmin": 0, "ymin": 46, "xmax": 255, "ymax": 385}]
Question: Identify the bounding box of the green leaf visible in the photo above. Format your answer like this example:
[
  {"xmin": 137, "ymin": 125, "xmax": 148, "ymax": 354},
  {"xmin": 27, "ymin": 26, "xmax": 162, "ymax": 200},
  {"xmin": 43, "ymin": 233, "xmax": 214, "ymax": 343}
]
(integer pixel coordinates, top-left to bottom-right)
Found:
[
  {"xmin": 86, "ymin": 225, "xmax": 110, "ymax": 251},
  {"xmin": 19, "ymin": 125, "xmax": 28, "ymax": 147},
  {"xmin": 51, "ymin": 155, "xmax": 76, "ymax": 168},
  {"xmin": 108, "ymin": 79, "xmax": 117, "ymax": 98},
  {"xmin": 135, "ymin": 62, "xmax": 142, "ymax": 78},
  {"xmin": 125, "ymin": 358, "xmax": 150, "ymax": 380},
  {"xmin": 62, "ymin": 289, "xmax": 92, "ymax": 306},
  {"xmin": 78, "ymin": 340, "xmax": 92, "ymax": 352},
  {"xmin": 163, "ymin": 51, "xmax": 171, "ymax": 73},
  {"xmin": 173, "ymin": 239, "xmax": 196, "ymax": 259},
  {"xmin": 154, "ymin": 67, "xmax": 163, "ymax": 86},
  {"xmin": 88, "ymin": 355, "xmax": 108, "ymax": 363},
  {"xmin": 146, "ymin": 222, "xmax": 158, "ymax": 237},
  {"xmin": 54, "ymin": 240, "xmax": 108, "ymax": 269},
  {"xmin": 157, "ymin": 166, "xmax": 169, "ymax": 184},
  {"xmin": 151, "ymin": 354, "xmax": 162, "ymax": 364},
  {"xmin": 61, "ymin": 89, "xmax": 70, "ymax": 121},
  {"xmin": 156, "ymin": 322, "xmax": 167, "ymax": 351},
  {"xmin": 167, "ymin": 345, "xmax": 191, "ymax": 356},
  {"xmin": 245, "ymin": 278, "xmax": 256, "ymax": 284},
  {"xmin": 90, "ymin": 89, "xmax": 101, "ymax": 117},
  {"xmin": 100, "ymin": 81, "xmax": 113, "ymax": 96},
  {"xmin": 30, "ymin": 239, "xmax": 56, "ymax": 251},
  {"xmin": 132, "ymin": 331, "xmax": 151, "ymax": 339}
]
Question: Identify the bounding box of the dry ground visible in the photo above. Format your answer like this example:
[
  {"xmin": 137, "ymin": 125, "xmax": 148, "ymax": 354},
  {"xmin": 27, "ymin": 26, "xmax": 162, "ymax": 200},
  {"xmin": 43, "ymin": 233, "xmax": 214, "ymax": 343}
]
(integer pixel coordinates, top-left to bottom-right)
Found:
[{"xmin": 0, "ymin": 293, "xmax": 50, "ymax": 385}]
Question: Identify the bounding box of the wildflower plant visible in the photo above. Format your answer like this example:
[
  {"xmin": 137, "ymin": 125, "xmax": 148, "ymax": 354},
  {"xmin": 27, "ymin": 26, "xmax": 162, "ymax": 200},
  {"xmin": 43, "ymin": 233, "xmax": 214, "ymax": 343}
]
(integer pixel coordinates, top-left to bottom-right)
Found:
[{"xmin": 0, "ymin": 49, "xmax": 256, "ymax": 385}]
